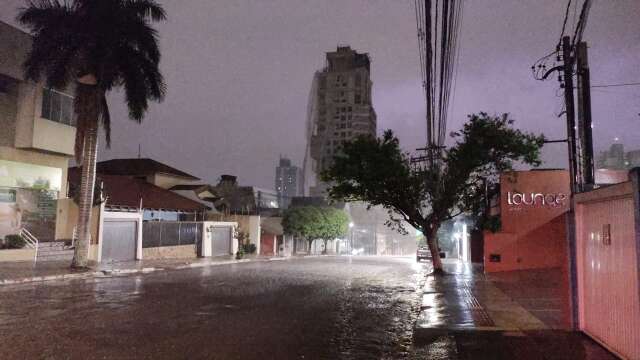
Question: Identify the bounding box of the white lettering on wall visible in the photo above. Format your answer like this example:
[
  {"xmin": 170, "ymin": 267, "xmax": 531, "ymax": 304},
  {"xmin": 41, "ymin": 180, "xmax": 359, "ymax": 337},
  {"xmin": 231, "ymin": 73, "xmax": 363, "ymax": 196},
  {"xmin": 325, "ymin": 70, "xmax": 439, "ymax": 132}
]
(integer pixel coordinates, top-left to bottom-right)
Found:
[{"xmin": 507, "ymin": 192, "xmax": 567, "ymax": 207}]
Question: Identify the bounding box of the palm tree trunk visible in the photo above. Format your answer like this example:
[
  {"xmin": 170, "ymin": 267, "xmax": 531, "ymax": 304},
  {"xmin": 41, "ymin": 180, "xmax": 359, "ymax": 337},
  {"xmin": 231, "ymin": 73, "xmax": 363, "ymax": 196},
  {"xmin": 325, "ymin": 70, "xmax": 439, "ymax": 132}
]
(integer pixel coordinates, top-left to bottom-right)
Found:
[
  {"xmin": 72, "ymin": 121, "xmax": 98, "ymax": 268},
  {"xmin": 425, "ymin": 223, "xmax": 443, "ymax": 273}
]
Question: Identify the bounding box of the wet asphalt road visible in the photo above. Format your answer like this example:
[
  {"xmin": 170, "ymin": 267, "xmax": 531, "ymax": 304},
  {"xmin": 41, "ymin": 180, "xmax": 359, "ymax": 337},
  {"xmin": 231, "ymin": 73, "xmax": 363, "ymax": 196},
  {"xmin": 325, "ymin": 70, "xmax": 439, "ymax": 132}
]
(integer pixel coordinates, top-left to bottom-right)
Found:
[{"xmin": 0, "ymin": 256, "xmax": 430, "ymax": 360}]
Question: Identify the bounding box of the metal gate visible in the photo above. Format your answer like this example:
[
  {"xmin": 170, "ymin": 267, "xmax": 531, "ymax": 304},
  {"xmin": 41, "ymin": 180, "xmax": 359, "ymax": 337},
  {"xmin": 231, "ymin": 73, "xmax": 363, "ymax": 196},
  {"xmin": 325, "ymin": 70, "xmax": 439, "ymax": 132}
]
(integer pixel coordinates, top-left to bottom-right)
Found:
[
  {"xmin": 211, "ymin": 226, "xmax": 231, "ymax": 257},
  {"xmin": 575, "ymin": 181, "xmax": 640, "ymax": 359},
  {"xmin": 142, "ymin": 222, "xmax": 202, "ymax": 249},
  {"xmin": 102, "ymin": 220, "xmax": 137, "ymax": 262}
]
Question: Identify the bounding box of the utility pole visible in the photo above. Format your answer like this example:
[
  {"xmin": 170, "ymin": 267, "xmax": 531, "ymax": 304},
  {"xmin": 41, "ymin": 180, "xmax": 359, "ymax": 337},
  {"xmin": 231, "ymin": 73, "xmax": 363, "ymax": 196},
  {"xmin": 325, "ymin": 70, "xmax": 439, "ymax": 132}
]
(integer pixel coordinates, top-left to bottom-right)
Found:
[
  {"xmin": 560, "ymin": 35, "xmax": 580, "ymax": 330},
  {"xmin": 561, "ymin": 36, "xmax": 578, "ymax": 194},
  {"xmin": 576, "ymin": 41, "xmax": 595, "ymax": 191}
]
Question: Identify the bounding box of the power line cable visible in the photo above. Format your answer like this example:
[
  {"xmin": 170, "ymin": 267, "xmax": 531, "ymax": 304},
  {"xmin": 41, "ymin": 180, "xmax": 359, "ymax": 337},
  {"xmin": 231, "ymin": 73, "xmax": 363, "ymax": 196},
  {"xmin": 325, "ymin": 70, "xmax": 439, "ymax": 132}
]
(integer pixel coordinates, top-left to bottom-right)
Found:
[
  {"xmin": 559, "ymin": 0, "xmax": 572, "ymax": 45},
  {"xmin": 591, "ymin": 82, "xmax": 640, "ymax": 88}
]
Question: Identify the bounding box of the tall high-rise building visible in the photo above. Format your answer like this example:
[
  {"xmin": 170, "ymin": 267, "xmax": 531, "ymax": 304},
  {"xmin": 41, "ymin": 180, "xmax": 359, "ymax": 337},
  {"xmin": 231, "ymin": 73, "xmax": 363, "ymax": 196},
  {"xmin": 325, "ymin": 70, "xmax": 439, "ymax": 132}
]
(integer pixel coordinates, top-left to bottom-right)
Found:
[
  {"xmin": 275, "ymin": 156, "xmax": 302, "ymax": 208},
  {"xmin": 303, "ymin": 46, "xmax": 377, "ymax": 196}
]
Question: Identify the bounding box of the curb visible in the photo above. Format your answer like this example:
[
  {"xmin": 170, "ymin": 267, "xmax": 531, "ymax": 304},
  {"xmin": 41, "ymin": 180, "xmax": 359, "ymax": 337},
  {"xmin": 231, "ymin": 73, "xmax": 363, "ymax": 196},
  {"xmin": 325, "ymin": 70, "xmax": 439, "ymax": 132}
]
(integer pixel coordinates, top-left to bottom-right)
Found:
[{"xmin": 0, "ymin": 256, "xmax": 294, "ymax": 286}]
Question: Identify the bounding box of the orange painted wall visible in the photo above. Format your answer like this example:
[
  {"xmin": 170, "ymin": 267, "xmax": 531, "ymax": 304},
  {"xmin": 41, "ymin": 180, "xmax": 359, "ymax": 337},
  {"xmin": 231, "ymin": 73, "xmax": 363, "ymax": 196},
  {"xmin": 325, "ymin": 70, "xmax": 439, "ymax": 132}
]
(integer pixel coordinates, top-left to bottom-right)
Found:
[{"xmin": 484, "ymin": 170, "xmax": 570, "ymax": 273}]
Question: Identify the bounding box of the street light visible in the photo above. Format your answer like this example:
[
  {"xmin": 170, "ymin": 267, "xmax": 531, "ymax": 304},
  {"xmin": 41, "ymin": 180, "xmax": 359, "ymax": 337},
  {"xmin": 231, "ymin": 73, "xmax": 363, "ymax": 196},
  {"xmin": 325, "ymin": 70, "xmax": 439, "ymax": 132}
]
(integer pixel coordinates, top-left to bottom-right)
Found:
[{"xmin": 348, "ymin": 222, "xmax": 354, "ymax": 254}]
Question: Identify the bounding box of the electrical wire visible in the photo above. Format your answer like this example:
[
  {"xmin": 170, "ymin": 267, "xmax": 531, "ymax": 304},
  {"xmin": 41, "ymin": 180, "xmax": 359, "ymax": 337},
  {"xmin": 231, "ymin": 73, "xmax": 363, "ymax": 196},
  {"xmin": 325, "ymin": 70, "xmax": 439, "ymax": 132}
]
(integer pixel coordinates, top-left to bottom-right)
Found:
[
  {"xmin": 572, "ymin": 0, "xmax": 592, "ymax": 47},
  {"xmin": 558, "ymin": 0, "xmax": 572, "ymax": 46},
  {"xmin": 591, "ymin": 82, "xmax": 640, "ymax": 88},
  {"xmin": 413, "ymin": 0, "xmax": 464, "ymax": 149}
]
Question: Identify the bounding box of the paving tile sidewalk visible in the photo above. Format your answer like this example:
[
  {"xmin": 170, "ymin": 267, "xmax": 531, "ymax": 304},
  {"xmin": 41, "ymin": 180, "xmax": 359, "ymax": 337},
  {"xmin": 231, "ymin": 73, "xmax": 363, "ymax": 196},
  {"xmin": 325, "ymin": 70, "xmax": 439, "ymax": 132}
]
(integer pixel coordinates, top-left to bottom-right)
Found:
[
  {"xmin": 412, "ymin": 259, "xmax": 616, "ymax": 359},
  {"xmin": 487, "ymin": 266, "xmax": 571, "ymax": 329},
  {"xmin": 0, "ymin": 255, "xmax": 288, "ymax": 285},
  {"xmin": 415, "ymin": 259, "xmax": 547, "ymax": 334}
]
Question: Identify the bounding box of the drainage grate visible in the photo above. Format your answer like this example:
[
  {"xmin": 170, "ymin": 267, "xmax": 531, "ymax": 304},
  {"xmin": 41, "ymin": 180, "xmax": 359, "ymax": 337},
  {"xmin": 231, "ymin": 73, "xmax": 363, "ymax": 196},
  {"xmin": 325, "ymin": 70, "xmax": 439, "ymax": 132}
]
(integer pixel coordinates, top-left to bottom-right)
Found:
[
  {"xmin": 459, "ymin": 288, "xmax": 495, "ymax": 327},
  {"xmin": 470, "ymin": 308, "xmax": 495, "ymax": 327}
]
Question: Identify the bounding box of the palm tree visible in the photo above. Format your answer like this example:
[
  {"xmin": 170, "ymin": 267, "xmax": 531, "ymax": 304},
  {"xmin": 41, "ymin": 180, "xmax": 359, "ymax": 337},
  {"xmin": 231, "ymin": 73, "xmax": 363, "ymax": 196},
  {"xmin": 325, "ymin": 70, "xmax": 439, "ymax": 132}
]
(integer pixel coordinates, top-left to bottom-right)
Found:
[{"xmin": 18, "ymin": 0, "xmax": 166, "ymax": 267}]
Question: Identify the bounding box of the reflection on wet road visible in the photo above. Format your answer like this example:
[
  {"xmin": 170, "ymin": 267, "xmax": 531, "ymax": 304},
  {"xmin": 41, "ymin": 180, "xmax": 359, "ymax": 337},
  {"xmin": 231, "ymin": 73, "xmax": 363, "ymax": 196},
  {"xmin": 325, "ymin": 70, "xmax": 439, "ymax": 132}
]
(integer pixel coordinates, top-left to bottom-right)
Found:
[{"xmin": 0, "ymin": 256, "xmax": 430, "ymax": 359}]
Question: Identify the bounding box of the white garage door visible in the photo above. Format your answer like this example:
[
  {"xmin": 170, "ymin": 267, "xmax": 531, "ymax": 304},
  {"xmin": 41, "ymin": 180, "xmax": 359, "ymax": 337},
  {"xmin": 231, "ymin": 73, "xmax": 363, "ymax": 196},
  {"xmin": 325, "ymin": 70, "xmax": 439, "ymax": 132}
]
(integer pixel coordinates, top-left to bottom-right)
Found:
[
  {"xmin": 211, "ymin": 227, "xmax": 231, "ymax": 257},
  {"xmin": 102, "ymin": 220, "xmax": 137, "ymax": 262}
]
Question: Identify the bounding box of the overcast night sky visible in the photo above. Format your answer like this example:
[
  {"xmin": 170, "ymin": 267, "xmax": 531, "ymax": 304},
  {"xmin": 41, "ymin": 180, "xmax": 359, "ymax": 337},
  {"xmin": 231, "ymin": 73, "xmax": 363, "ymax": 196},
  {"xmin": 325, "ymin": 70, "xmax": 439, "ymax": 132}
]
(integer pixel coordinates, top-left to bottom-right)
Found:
[{"xmin": 1, "ymin": 0, "xmax": 639, "ymax": 189}]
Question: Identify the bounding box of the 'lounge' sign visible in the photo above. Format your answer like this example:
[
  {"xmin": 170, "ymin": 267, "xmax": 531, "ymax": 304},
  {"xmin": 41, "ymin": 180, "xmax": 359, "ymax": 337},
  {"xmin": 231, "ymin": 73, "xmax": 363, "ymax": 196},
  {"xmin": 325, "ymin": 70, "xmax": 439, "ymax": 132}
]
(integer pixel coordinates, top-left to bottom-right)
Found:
[{"xmin": 507, "ymin": 192, "xmax": 567, "ymax": 207}]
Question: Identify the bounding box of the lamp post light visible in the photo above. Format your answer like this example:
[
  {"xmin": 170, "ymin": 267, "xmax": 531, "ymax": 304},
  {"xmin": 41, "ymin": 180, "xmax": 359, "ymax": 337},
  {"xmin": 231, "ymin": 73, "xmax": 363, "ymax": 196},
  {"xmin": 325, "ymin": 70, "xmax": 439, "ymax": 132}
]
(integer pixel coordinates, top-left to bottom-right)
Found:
[{"xmin": 348, "ymin": 222, "xmax": 354, "ymax": 254}]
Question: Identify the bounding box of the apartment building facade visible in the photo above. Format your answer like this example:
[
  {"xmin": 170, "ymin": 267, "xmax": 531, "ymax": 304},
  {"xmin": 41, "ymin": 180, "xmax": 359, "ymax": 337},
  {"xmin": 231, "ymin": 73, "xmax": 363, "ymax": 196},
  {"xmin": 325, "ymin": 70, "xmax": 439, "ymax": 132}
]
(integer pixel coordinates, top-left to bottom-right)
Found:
[
  {"xmin": 304, "ymin": 46, "xmax": 377, "ymax": 196},
  {"xmin": 0, "ymin": 21, "xmax": 76, "ymax": 241},
  {"xmin": 275, "ymin": 156, "xmax": 302, "ymax": 209}
]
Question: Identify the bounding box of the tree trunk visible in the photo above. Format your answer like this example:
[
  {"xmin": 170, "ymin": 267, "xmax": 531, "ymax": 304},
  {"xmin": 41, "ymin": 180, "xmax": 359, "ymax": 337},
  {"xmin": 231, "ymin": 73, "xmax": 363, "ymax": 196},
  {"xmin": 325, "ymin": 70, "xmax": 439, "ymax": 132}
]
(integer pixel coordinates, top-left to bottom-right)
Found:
[
  {"xmin": 425, "ymin": 223, "xmax": 444, "ymax": 274},
  {"xmin": 293, "ymin": 235, "xmax": 297, "ymax": 254},
  {"xmin": 307, "ymin": 239, "xmax": 314, "ymax": 254},
  {"xmin": 71, "ymin": 122, "xmax": 98, "ymax": 268},
  {"xmin": 322, "ymin": 239, "xmax": 328, "ymax": 255}
]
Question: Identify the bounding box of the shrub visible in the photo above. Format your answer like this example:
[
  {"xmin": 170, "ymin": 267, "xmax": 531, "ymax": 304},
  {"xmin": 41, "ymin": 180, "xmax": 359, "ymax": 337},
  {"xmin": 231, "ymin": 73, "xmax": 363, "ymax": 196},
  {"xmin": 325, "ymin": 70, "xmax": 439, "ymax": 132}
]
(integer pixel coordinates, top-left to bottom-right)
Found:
[
  {"xmin": 5, "ymin": 234, "xmax": 26, "ymax": 249},
  {"xmin": 242, "ymin": 243, "xmax": 257, "ymax": 254}
]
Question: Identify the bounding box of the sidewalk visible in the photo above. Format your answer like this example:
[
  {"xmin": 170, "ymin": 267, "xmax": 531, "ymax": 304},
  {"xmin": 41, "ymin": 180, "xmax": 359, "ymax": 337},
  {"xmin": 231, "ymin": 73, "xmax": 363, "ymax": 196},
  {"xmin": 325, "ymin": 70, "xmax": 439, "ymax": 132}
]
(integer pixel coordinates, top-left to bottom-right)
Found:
[
  {"xmin": 412, "ymin": 259, "xmax": 615, "ymax": 359},
  {"xmin": 0, "ymin": 255, "xmax": 288, "ymax": 286},
  {"xmin": 415, "ymin": 260, "xmax": 547, "ymax": 334},
  {"xmin": 487, "ymin": 266, "xmax": 571, "ymax": 329}
]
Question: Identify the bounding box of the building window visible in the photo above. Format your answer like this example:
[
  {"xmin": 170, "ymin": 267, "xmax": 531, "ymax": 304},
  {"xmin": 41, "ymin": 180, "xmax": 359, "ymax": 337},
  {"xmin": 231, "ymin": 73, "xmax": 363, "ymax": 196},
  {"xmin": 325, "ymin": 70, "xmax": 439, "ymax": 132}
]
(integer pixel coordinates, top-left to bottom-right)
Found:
[
  {"xmin": 355, "ymin": 93, "xmax": 361, "ymax": 104},
  {"xmin": 42, "ymin": 88, "xmax": 75, "ymax": 126}
]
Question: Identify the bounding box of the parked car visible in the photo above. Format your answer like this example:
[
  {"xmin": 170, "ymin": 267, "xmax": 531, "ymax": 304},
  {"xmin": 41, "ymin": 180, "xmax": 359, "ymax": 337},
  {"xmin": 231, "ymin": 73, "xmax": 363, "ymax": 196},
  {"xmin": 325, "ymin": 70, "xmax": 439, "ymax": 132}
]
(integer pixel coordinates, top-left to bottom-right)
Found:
[{"xmin": 416, "ymin": 246, "xmax": 430, "ymax": 262}]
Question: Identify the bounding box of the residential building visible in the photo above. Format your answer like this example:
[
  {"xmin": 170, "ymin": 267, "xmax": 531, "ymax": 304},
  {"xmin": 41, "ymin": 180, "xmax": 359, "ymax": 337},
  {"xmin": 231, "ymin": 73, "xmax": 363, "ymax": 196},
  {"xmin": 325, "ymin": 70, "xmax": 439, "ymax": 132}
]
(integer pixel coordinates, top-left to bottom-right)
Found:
[
  {"xmin": 593, "ymin": 142, "xmax": 640, "ymax": 184},
  {"xmin": 303, "ymin": 46, "xmax": 377, "ymax": 196},
  {"xmin": 208, "ymin": 175, "xmax": 279, "ymax": 216},
  {"xmin": 91, "ymin": 158, "xmax": 200, "ymax": 189},
  {"xmin": 169, "ymin": 183, "xmax": 218, "ymax": 210},
  {"xmin": 67, "ymin": 158, "xmax": 205, "ymax": 221},
  {"xmin": 64, "ymin": 158, "xmax": 238, "ymax": 263},
  {"xmin": 596, "ymin": 142, "xmax": 640, "ymax": 170},
  {"xmin": 205, "ymin": 175, "xmax": 282, "ymax": 255},
  {"xmin": 0, "ymin": 21, "xmax": 76, "ymax": 242},
  {"xmin": 275, "ymin": 156, "xmax": 302, "ymax": 209}
]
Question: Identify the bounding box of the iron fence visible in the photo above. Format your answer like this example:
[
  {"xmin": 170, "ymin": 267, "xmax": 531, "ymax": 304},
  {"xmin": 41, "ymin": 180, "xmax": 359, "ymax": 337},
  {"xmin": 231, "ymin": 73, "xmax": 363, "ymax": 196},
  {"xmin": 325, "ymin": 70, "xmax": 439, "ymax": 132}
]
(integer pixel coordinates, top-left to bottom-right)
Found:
[{"xmin": 142, "ymin": 221, "xmax": 202, "ymax": 248}]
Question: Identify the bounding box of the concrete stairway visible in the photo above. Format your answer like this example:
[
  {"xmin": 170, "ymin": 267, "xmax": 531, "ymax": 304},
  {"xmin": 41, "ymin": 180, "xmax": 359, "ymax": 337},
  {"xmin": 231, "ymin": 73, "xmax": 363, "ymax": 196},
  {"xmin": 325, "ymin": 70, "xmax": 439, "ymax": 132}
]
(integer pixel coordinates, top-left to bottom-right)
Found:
[{"xmin": 37, "ymin": 241, "xmax": 74, "ymax": 262}]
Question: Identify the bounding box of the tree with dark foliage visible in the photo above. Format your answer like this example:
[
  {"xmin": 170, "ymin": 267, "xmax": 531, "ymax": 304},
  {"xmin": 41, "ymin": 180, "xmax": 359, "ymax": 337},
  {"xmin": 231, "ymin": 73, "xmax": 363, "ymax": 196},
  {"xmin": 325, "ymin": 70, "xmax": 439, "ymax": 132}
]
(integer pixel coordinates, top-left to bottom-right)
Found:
[
  {"xmin": 322, "ymin": 113, "xmax": 545, "ymax": 273},
  {"xmin": 18, "ymin": 0, "xmax": 166, "ymax": 267},
  {"xmin": 282, "ymin": 206, "xmax": 349, "ymax": 254}
]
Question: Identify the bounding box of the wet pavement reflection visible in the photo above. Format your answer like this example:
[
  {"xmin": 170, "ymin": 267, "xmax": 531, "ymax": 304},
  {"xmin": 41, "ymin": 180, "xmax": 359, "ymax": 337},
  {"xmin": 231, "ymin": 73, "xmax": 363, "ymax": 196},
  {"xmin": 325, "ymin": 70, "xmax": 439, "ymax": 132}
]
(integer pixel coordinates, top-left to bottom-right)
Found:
[
  {"xmin": 412, "ymin": 261, "xmax": 617, "ymax": 360},
  {"xmin": 0, "ymin": 257, "xmax": 617, "ymax": 359},
  {"xmin": 0, "ymin": 256, "xmax": 429, "ymax": 359}
]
